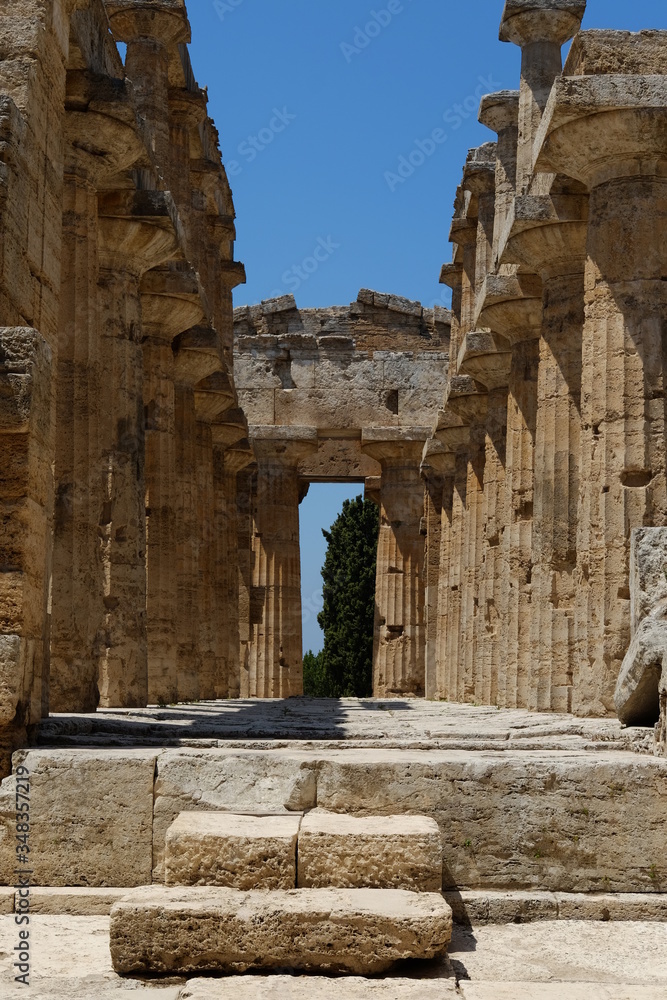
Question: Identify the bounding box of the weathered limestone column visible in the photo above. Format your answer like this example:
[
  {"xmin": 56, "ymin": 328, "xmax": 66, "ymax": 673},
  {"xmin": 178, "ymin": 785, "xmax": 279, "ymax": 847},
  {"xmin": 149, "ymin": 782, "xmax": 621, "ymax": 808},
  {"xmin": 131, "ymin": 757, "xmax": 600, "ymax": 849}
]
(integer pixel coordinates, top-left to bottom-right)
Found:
[
  {"xmin": 420, "ymin": 441, "xmax": 451, "ymax": 700},
  {"xmin": 105, "ymin": 0, "xmax": 191, "ymax": 172},
  {"xmin": 535, "ymin": 50, "xmax": 667, "ymax": 713},
  {"xmin": 478, "ymin": 91, "xmax": 520, "ymax": 262},
  {"xmin": 141, "ymin": 269, "xmax": 205, "ymax": 704},
  {"xmin": 362, "ymin": 431, "xmax": 429, "ymax": 698},
  {"xmin": 96, "ymin": 191, "xmax": 179, "ymax": 708},
  {"xmin": 249, "ymin": 429, "xmax": 317, "ymax": 699},
  {"xmin": 172, "ymin": 328, "xmax": 223, "ymax": 701},
  {"xmin": 237, "ymin": 463, "xmax": 257, "ymax": 699},
  {"xmin": 51, "ymin": 98, "xmax": 142, "ymax": 712},
  {"xmin": 502, "ymin": 194, "xmax": 588, "ymax": 712},
  {"xmin": 457, "ymin": 333, "xmax": 512, "ymax": 705},
  {"xmin": 478, "ymin": 277, "xmax": 543, "ymax": 707},
  {"xmin": 499, "ymin": 0, "xmax": 586, "ymax": 193}
]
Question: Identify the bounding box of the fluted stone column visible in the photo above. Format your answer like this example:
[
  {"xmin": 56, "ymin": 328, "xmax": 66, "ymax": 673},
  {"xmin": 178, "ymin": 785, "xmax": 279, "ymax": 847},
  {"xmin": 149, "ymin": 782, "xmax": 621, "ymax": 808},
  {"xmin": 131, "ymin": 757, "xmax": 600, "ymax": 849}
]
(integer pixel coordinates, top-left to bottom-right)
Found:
[
  {"xmin": 478, "ymin": 277, "xmax": 543, "ymax": 707},
  {"xmin": 237, "ymin": 464, "xmax": 257, "ymax": 699},
  {"xmin": 420, "ymin": 441, "xmax": 451, "ymax": 700},
  {"xmin": 478, "ymin": 90, "xmax": 520, "ymax": 263},
  {"xmin": 502, "ymin": 194, "xmax": 588, "ymax": 712},
  {"xmin": 106, "ymin": 0, "xmax": 191, "ymax": 172},
  {"xmin": 536, "ymin": 63, "xmax": 667, "ymax": 713},
  {"xmin": 248, "ymin": 429, "xmax": 317, "ymax": 699},
  {"xmin": 50, "ymin": 89, "xmax": 143, "ymax": 712},
  {"xmin": 96, "ymin": 192, "xmax": 179, "ymax": 707},
  {"xmin": 499, "ymin": 0, "xmax": 586, "ymax": 194},
  {"xmin": 141, "ymin": 270, "xmax": 205, "ymax": 705},
  {"xmin": 457, "ymin": 332, "xmax": 512, "ymax": 705},
  {"xmin": 362, "ymin": 432, "xmax": 428, "ymax": 698}
]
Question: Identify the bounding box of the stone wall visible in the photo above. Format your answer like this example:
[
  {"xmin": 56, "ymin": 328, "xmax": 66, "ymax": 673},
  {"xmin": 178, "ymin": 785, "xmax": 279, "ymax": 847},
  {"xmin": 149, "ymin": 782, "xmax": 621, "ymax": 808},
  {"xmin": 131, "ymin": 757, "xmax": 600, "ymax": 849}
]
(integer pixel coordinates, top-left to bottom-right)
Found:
[
  {"xmin": 0, "ymin": 0, "xmax": 249, "ymax": 771},
  {"xmin": 427, "ymin": 9, "xmax": 667, "ymax": 722},
  {"xmin": 234, "ymin": 292, "xmax": 450, "ymax": 697}
]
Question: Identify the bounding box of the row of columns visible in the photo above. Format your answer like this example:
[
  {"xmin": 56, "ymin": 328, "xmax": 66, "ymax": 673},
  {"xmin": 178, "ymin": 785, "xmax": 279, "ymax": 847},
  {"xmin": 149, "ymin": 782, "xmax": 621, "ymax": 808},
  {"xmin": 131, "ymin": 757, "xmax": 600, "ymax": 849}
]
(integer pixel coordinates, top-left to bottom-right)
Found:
[{"xmin": 427, "ymin": 1, "xmax": 667, "ymax": 716}]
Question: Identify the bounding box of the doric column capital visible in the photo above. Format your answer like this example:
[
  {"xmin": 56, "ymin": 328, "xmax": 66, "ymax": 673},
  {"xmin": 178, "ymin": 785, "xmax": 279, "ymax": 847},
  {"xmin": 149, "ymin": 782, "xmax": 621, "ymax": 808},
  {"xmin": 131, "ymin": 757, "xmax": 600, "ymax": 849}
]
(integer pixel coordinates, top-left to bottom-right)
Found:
[
  {"xmin": 475, "ymin": 271, "xmax": 543, "ymax": 345},
  {"xmin": 97, "ymin": 190, "xmax": 181, "ymax": 275},
  {"xmin": 457, "ymin": 330, "xmax": 512, "ymax": 391},
  {"xmin": 64, "ymin": 74, "xmax": 144, "ymax": 181},
  {"xmin": 250, "ymin": 427, "xmax": 319, "ymax": 467},
  {"xmin": 140, "ymin": 267, "xmax": 206, "ymax": 341},
  {"xmin": 500, "ymin": 193, "xmax": 589, "ymax": 278},
  {"xmin": 462, "ymin": 143, "xmax": 498, "ymax": 200},
  {"xmin": 440, "ymin": 260, "xmax": 463, "ymax": 290},
  {"xmin": 195, "ymin": 372, "xmax": 236, "ymax": 423},
  {"xmin": 104, "ymin": 0, "xmax": 191, "ymax": 45},
  {"xmin": 361, "ymin": 428, "xmax": 430, "ymax": 468},
  {"xmin": 172, "ymin": 326, "xmax": 223, "ymax": 386},
  {"xmin": 478, "ymin": 90, "xmax": 520, "ymax": 135},
  {"xmin": 499, "ymin": 0, "xmax": 586, "ymax": 47},
  {"xmin": 168, "ymin": 87, "xmax": 208, "ymax": 128},
  {"xmin": 446, "ymin": 377, "xmax": 489, "ymax": 429},
  {"xmin": 534, "ymin": 74, "xmax": 667, "ymax": 187},
  {"xmin": 220, "ymin": 260, "xmax": 247, "ymax": 290},
  {"xmin": 420, "ymin": 439, "xmax": 456, "ymax": 480}
]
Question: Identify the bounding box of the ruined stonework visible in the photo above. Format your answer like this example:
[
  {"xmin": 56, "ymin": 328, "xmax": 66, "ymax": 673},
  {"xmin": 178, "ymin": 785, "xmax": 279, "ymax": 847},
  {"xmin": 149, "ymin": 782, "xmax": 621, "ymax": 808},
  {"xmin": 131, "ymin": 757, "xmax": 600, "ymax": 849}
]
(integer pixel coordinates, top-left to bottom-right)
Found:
[{"xmin": 0, "ymin": 0, "xmax": 249, "ymax": 770}]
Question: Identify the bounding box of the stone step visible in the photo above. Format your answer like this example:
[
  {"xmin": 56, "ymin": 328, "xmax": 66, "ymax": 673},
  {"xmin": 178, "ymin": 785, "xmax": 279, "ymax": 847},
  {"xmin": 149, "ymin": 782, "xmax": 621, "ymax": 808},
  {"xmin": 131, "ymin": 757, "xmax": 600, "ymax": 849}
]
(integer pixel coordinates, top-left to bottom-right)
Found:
[
  {"xmin": 109, "ymin": 886, "xmax": 453, "ymax": 976},
  {"xmin": 297, "ymin": 812, "xmax": 442, "ymax": 890},
  {"xmin": 165, "ymin": 812, "xmax": 301, "ymax": 889},
  {"xmin": 179, "ymin": 979, "xmax": 458, "ymax": 998}
]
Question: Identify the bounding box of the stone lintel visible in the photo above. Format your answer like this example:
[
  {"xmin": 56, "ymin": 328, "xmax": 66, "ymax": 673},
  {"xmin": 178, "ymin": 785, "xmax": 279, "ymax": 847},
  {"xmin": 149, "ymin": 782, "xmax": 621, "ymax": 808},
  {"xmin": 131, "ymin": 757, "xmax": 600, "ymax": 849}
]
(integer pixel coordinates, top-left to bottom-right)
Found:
[
  {"xmin": 478, "ymin": 90, "xmax": 521, "ymax": 135},
  {"xmin": 534, "ymin": 74, "xmax": 667, "ymax": 186},
  {"xmin": 498, "ymin": 193, "xmax": 589, "ymax": 277},
  {"xmin": 457, "ymin": 330, "xmax": 512, "ymax": 392},
  {"xmin": 475, "ymin": 272, "xmax": 543, "ymax": 345},
  {"xmin": 105, "ymin": 0, "xmax": 191, "ymax": 46},
  {"xmin": 564, "ymin": 30, "xmax": 667, "ymax": 78},
  {"xmin": 499, "ymin": 0, "xmax": 587, "ymax": 47}
]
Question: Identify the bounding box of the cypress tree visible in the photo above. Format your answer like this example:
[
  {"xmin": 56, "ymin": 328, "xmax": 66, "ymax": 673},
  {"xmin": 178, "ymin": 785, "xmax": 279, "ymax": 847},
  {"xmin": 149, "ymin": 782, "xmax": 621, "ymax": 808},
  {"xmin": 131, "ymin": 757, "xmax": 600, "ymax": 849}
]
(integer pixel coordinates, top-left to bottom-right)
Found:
[{"xmin": 314, "ymin": 495, "xmax": 379, "ymax": 697}]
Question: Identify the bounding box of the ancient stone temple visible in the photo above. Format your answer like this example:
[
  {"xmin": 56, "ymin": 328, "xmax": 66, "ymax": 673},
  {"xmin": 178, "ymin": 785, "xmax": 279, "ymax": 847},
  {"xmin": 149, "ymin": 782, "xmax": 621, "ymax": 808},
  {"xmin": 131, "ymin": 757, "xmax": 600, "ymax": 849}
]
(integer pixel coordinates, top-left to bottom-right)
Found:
[{"xmin": 1, "ymin": 2, "xmax": 667, "ymax": 993}]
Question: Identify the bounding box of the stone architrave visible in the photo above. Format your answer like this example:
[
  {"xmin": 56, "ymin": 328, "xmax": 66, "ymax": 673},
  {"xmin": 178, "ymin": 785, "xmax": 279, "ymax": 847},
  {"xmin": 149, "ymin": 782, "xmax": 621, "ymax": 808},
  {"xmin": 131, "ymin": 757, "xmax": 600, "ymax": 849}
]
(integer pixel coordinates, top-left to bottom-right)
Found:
[
  {"xmin": 362, "ymin": 430, "xmax": 431, "ymax": 698},
  {"xmin": 248, "ymin": 428, "xmax": 318, "ymax": 699},
  {"xmin": 535, "ymin": 44, "xmax": 667, "ymax": 713}
]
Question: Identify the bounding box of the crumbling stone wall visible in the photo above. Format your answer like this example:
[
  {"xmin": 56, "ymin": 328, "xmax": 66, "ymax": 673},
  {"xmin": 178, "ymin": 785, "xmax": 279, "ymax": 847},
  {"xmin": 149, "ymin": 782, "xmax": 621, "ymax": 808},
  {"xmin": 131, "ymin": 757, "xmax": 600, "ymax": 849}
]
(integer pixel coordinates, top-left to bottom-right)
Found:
[
  {"xmin": 234, "ymin": 292, "xmax": 450, "ymax": 698},
  {"xmin": 0, "ymin": 0, "xmax": 248, "ymax": 771},
  {"xmin": 427, "ymin": 5, "xmax": 667, "ymax": 724}
]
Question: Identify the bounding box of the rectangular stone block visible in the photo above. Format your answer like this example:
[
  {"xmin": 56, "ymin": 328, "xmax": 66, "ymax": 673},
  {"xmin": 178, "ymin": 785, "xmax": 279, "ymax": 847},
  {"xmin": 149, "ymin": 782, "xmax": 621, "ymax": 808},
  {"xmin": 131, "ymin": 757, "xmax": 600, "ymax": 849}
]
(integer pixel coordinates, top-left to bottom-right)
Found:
[
  {"xmin": 165, "ymin": 812, "xmax": 300, "ymax": 889},
  {"xmin": 180, "ymin": 977, "xmax": 459, "ymax": 998},
  {"xmin": 0, "ymin": 750, "xmax": 158, "ymax": 886},
  {"xmin": 152, "ymin": 749, "xmax": 318, "ymax": 881},
  {"xmin": 460, "ymin": 987, "xmax": 667, "ymax": 1000},
  {"xmin": 110, "ymin": 886, "xmax": 453, "ymax": 976},
  {"xmin": 297, "ymin": 812, "xmax": 442, "ymax": 891},
  {"xmin": 27, "ymin": 887, "xmax": 129, "ymax": 915},
  {"xmin": 315, "ymin": 749, "xmax": 667, "ymax": 892}
]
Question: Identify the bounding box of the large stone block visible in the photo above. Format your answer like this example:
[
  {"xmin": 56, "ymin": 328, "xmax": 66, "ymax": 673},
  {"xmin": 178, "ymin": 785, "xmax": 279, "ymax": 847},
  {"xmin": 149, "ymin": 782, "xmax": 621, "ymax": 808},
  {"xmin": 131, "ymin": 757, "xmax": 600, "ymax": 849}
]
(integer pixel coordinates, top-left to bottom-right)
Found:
[
  {"xmin": 297, "ymin": 812, "xmax": 442, "ymax": 891},
  {"xmin": 152, "ymin": 749, "xmax": 318, "ymax": 880},
  {"xmin": 629, "ymin": 527, "xmax": 667, "ymax": 632},
  {"xmin": 0, "ymin": 750, "xmax": 157, "ymax": 886},
  {"xmin": 165, "ymin": 812, "xmax": 300, "ymax": 889},
  {"xmin": 315, "ymin": 749, "xmax": 667, "ymax": 892},
  {"xmin": 109, "ymin": 886, "xmax": 453, "ymax": 975},
  {"xmin": 180, "ymin": 977, "xmax": 459, "ymax": 998}
]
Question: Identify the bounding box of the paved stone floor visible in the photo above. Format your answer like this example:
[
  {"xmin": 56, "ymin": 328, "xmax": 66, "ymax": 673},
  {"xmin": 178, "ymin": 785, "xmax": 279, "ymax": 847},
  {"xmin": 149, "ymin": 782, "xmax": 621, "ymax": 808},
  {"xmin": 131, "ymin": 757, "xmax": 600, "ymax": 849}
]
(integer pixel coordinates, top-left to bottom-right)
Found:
[
  {"xmin": 38, "ymin": 698, "xmax": 653, "ymax": 752},
  {"xmin": 3, "ymin": 916, "xmax": 667, "ymax": 998}
]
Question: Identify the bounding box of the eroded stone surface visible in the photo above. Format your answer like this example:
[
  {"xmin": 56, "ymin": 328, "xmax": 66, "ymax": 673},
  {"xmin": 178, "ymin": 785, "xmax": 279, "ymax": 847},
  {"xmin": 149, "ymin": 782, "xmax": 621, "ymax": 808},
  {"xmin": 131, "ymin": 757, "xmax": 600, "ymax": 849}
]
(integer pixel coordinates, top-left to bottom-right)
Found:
[
  {"xmin": 165, "ymin": 812, "xmax": 300, "ymax": 889},
  {"xmin": 0, "ymin": 750, "xmax": 157, "ymax": 886},
  {"xmin": 298, "ymin": 813, "xmax": 442, "ymax": 891},
  {"xmin": 109, "ymin": 887, "xmax": 453, "ymax": 975},
  {"xmin": 180, "ymin": 978, "xmax": 458, "ymax": 998}
]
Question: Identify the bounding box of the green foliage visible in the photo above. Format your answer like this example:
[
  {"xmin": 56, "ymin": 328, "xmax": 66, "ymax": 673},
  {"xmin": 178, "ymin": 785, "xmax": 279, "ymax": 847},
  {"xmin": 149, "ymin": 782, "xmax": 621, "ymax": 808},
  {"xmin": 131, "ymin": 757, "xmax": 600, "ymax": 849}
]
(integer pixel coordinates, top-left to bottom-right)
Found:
[
  {"xmin": 302, "ymin": 649, "xmax": 328, "ymax": 697},
  {"xmin": 312, "ymin": 495, "xmax": 379, "ymax": 698}
]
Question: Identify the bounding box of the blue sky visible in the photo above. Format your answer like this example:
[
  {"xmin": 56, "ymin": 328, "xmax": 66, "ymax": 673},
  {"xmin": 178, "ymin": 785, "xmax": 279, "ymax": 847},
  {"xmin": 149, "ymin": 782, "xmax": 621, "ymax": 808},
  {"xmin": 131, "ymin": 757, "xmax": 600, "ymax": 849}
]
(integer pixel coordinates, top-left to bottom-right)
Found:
[{"xmin": 187, "ymin": 0, "xmax": 667, "ymax": 652}]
